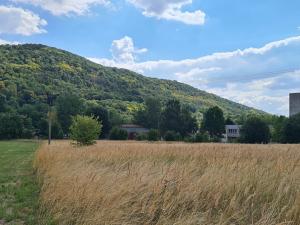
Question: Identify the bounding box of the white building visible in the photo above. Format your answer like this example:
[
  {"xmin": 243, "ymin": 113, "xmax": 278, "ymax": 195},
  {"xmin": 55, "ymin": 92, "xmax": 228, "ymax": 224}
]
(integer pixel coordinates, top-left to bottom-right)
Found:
[{"xmin": 224, "ymin": 125, "xmax": 241, "ymax": 143}]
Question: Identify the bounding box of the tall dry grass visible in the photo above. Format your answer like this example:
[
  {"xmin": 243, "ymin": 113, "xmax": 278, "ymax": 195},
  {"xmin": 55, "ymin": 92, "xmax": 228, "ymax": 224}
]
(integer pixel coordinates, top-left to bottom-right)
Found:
[{"xmin": 35, "ymin": 141, "xmax": 300, "ymax": 225}]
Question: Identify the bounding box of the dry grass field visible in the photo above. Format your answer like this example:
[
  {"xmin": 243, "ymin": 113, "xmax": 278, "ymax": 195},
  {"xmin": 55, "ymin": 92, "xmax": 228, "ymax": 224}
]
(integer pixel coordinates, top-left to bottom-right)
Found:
[{"xmin": 35, "ymin": 141, "xmax": 300, "ymax": 225}]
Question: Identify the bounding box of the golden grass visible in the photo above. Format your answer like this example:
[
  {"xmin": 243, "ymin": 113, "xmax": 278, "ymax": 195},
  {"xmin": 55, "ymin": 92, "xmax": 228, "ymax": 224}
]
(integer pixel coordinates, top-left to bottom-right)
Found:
[{"xmin": 35, "ymin": 141, "xmax": 300, "ymax": 225}]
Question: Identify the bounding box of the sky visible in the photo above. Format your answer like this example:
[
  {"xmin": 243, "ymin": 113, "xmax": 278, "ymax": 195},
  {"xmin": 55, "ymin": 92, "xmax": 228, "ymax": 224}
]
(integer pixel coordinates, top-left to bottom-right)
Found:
[{"xmin": 0, "ymin": 0, "xmax": 300, "ymax": 115}]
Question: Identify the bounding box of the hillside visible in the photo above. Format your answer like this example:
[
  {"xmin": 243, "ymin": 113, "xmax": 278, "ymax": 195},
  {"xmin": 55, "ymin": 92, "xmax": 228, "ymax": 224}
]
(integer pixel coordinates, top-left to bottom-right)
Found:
[{"xmin": 0, "ymin": 44, "xmax": 264, "ymax": 121}]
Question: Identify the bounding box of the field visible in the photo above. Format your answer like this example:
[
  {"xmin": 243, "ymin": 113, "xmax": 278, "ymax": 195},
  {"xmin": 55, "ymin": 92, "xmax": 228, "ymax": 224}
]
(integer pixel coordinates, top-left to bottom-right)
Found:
[
  {"xmin": 35, "ymin": 141, "xmax": 300, "ymax": 225},
  {"xmin": 0, "ymin": 141, "xmax": 39, "ymax": 225}
]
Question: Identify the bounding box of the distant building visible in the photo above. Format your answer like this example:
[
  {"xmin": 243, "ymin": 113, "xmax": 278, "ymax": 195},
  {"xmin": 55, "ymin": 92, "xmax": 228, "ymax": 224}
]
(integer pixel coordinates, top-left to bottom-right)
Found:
[
  {"xmin": 120, "ymin": 124, "xmax": 149, "ymax": 140},
  {"xmin": 290, "ymin": 93, "xmax": 300, "ymax": 117},
  {"xmin": 224, "ymin": 125, "xmax": 241, "ymax": 143}
]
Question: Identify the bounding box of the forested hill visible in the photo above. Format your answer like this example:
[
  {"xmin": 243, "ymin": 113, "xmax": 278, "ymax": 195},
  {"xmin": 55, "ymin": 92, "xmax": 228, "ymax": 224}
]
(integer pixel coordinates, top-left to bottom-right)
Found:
[{"xmin": 0, "ymin": 44, "xmax": 264, "ymax": 121}]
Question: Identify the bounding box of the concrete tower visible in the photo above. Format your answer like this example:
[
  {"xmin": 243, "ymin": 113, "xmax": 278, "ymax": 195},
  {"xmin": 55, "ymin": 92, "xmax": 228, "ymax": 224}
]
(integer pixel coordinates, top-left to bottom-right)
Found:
[{"xmin": 289, "ymin": 93, "xmax": 300, "ymax": 117}]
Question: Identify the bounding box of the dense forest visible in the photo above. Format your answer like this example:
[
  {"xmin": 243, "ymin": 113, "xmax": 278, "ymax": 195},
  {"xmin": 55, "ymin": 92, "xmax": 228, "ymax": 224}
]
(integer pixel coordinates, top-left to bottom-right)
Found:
[{"xmin": 0, "ymin": 44, "xmax": 266, "ymax": 139}]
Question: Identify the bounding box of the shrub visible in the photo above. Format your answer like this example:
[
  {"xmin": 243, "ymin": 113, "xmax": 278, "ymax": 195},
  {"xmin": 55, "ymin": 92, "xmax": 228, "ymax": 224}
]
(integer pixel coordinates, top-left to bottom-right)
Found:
[
  {"xmin": 109, "ymin": 127, "xmax": 128, "ymax": 140},
  {"xmin": 185, "ymin": 132, "xmax": 209, "ymax": 143},
  {"xmin": 70, "ymin": 115, "xmax": 102, "ymax": 146},
  {"xmin": 147, "ymin": 129, "xmax": 159, "ymax": 141},
  {"xmin": 164, "ymin": 131, "xmax": 181, "ymax": 142},
  {"xmin": 135, "ymin": 133, "xmax": 147, "ymax": 141}
]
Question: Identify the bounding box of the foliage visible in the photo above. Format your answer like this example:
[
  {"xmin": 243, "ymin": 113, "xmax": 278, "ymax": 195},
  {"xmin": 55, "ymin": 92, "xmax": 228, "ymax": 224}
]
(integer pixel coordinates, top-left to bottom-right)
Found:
[
  {"xmin": 240, "ymin": 116, "xmax": 271, "ymax": 144},
  {"xmin": 109, "ymin": 127, "xmax": 128, "ymax": 140},
  {"xmin": 0, "ymin": 113, "xmax": 34, "ymax": 139},
  {"xmin": 134, "ymin": 97, "xmax": 162, "ymax": 129},
  {"xmin": 86, "ymin": 105, "xmax": 111, "ymax": 138},
  {"xmin": 70, "ymin": 115, "xmax": 102, "ymax": 146},
  {"xmin": 135, "ymin": 133, "xmax": 148, "ymax": 141},
  {"xmin": 185, "ymin": 132, "xmax": 209, "ymax": 143},
  {"xmin": 202, "ymin": 106, "xmax": 225, "ymax": 138},
  {"xmin": 225, "ymin": 117, "xmax": 235, "ymax": 125},
  {"xmin": 56, "ymin": 94, "xmax": 84, "ymax": 135},
  {"xmin": 164, "ymin": 130, "xmax": 181, "ymax": 141},
  {"xmin": 282, "ymin": 113, "xmax": 300, "ymax": 143},
  {"xmin": 147, "ymin": 129, "xmax": 160, "ymax": 141},
  {"xmin": 160, "ymin": 99, "xmax": 198, "ymax": 136},
  {"xmin": 0, "ymin": 44, "xmax": 266, "ymax": 140}
]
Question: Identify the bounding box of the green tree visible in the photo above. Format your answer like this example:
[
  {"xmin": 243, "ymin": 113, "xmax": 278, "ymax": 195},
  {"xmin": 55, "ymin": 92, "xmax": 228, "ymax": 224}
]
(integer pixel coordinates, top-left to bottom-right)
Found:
[
  {"xmin": 86, "ymin": 105, "xmax": 111, "ymax": 138},
  {"xmin": 202, "ymin": 106, "xmax": 225, "ymax": 138},
  {"xmin": 134, "ymin": 97, "xmax": 162, "ymax": 129},
  {"xmin": 70, "ymin": 115, "xmax": 102, "ymax": 146},
  {"xmin": 241, "ymin": 116, "xmax": 271, "ymax": 144},
  {"xmin": 160, "ymin": 99, "xmax": 182, "ymax": 134},
  {"xmin": 0, "ymin": 113, "xmax": 34, "ymax": 139},
  {"xmin": 56, "ymin": 94, "xmax": 84, "ymax": 135},
  {"xmin": 271, "ymin": 115, "xmax": 287, "ymax": 143},
  {"xmin": 282, "ymin": 113, "xmax": 300, "ymax": 143},
  {"xmin": 180, "ymin": 106, "xmax": 198, "ymax": 136},
  {"xmin": 225, "ymin": 117, "xmax": 235, "ymax": 125}
]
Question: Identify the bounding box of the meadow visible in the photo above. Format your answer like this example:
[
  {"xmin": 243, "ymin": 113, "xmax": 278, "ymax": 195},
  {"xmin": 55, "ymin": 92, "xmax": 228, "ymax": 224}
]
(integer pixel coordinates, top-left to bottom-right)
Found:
[{"xmin": 35, "ymin": 141, "xmax": 300, "ymax": 225}]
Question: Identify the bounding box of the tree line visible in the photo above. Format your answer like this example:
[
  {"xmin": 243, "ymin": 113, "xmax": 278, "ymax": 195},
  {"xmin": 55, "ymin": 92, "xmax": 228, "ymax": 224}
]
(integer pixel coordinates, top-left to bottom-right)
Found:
[{"xmin": 0, "ymin": 93, "xmax": 299, "ymax": 144}]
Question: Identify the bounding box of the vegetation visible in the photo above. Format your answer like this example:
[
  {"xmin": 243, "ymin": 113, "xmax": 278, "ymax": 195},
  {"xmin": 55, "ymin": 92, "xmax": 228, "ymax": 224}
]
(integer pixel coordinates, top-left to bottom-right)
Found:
[
  {"xmin": 0, "ymin": 141, "xmax": 41, "ymax": 224},
  {"xmin": 0, "ymin": 44, "xmax": 265, "ymax": 140},
  {"xmin": 201, "ymin": 106, "xmax": 225, "ymax": 138},
  {"xmin": 160, "ymin": 99, "xmax": 197, "ymax": 136},
  {"xmin": 240, "ymin": 116, "xmax": 271, "ymax": 144},
  {"xmin": 70, "ymin": 115, "xmax": 102, "ymax": 146},
  {"xmin": 109, "ymin": 127, "xmax": 128, "ymax": 140},
  {"xmin": 282, "ymin": 113, "xmax": 300, "ymax": 143},
  {"xmin": 35, "ymin": 141, "xmax": 300, "ymax": 225},
  {"xmin": 147, "ymin": 129, "xmax": 160, "ymax": 141},
  {"xmin": 164, "ymin": 130, "xmax": 181, "ymax": 141}
]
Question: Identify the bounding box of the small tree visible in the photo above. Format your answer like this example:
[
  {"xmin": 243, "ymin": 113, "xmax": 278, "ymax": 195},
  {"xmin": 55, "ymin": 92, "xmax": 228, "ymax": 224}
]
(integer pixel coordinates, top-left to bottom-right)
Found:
[
  {"xmin": 240, "ymin": 117, "xmax": 270, "ymax": 144},
  {"xmin": 70, "ymin": 115, "xmax": 102, "ymax": 146}
]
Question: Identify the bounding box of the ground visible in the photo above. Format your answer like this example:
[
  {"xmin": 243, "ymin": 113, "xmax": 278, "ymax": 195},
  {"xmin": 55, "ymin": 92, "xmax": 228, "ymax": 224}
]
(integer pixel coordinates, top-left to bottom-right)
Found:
[
  {"xmin": 36, "ymin": 141, "xmax": 300, "ymax": 225},
  {"xmin": 0, "ymin": 141, "xmax": 39, "ymax": 225}
]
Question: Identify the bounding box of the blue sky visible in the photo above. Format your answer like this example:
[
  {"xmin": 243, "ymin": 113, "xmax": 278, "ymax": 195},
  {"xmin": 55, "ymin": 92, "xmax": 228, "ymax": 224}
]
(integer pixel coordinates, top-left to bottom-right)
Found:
[{"xmin": 0, "ymin": 0, "xmax": 300, "ymax": 115}]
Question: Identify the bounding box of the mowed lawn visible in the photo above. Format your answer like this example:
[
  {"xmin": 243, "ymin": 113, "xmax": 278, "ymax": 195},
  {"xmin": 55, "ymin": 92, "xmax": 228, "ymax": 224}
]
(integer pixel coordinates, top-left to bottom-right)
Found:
[{"xmin": 0, "ymin": 141, "xmax": 40, "ymax": 225}]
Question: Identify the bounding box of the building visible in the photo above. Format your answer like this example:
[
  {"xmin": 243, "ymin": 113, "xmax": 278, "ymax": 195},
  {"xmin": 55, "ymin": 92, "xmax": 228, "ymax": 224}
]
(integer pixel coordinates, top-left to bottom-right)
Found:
[
  {"xmin": 224, "ymin": 125, "xmax": 241, "ymax": 143},
  {"xmin": 290, "ymin": 93, "xmax": 300, "ymax": 117},
  {"xmin": 120, "ymin": 124, "xmax": 149, "ymax": 140}
]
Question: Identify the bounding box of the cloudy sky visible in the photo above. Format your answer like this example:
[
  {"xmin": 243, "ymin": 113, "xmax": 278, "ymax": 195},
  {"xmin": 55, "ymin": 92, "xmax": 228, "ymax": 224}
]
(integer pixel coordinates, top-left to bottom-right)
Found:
[{"xmin": 1, "ymin": 0, "xmax": 300, "ymax": 115}]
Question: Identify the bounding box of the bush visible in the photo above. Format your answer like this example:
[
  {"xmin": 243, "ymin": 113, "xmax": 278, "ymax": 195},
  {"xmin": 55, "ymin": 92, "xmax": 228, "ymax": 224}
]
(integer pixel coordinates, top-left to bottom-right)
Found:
[
  {"xmin": 147, "ymin": 129, "xmax": 159, "ymax": 141},
  {"xmin": 135, "ymin": 133, "xmax": 147, "ymax": 141},
  {"xmin": 70, "ymin": 115, "xmax": 102, "ymax": 146},
  {"xmin": 185, "ymin": 132, "xmax": 209, "ymax": 143},
  {"xmin": 109, "ymin": 127, "xmax": 128, "ymax": 140},
  {"xmin": 164, "ymin": 131, "xmax": 181, "ymax": 142}
]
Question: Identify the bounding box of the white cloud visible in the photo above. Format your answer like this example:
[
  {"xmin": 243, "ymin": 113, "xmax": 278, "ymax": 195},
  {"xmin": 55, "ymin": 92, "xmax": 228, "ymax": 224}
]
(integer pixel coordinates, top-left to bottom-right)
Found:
[
  {"xmin": 0, "ymin": 38, "xmax": 20, "ymax": 45},
  {"xmin": 11, "ymin": 0, "xmax": 110, "ymax": 16},
  {"xmin": 88, "ymin": 36, "xmax": 300, "ymax": 115},
  {"xmin": 0, "ymin": 6, "xmax": 47, "ymax": 36},
  {"xmin": 110, "ymin": 36, "xmax": 147, "ymax": 64},
  {"xmin": 127, "ymin": 0, "xmax": 205, "ymax": 25}
]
